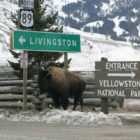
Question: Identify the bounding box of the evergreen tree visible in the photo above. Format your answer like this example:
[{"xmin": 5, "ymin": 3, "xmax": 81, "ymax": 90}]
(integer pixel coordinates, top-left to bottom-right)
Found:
[{"xmin": 9, "ymin": 0, "xmax": 67, "ymax": 79}]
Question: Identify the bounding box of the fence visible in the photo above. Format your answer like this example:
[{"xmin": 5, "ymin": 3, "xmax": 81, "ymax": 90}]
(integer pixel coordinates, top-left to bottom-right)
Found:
[
  {"xmin": 0, "ymin": 65, "xmax": 15, "ymax": 79},
  {"xmin": 0, "ymin": 71, "xmax": 118, "ymax": 109},
  {"xmin": 0, "ymin": 79, "xmax": 35, "ymax": 108}
]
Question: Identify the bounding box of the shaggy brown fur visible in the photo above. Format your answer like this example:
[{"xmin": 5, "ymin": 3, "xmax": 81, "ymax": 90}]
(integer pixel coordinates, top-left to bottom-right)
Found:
[{"xmin": 38, "ymin": 66, "xmax": 86, "ymax": 111}]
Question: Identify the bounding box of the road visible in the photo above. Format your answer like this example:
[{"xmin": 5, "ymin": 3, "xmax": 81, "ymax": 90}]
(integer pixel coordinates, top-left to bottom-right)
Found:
[{"xmin": 0, "ymin": 120, "xmax": 140, "ymax": 140}]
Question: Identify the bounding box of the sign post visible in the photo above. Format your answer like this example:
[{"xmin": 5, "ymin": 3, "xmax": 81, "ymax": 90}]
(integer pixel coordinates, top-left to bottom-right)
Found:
[
  {"xmin": 22, "ymin": 51, "xmax": 28, "ymax": 110},
  {"xmin": 20, "ymin": 52, "xmax": 28, "ymax": 110},
  {"xmin": 11, "ymin": 1, "xmax": 80, "ymax": 111},
  {"xmin": 18, "ymin": 0, "xmax": 34, "ymax": 110},
  {"xmin": 100, "ymin": 58, "xmax": 109, "ymax": 114},
  {"xmin": 64, "ymin": 52, "xmax": 68, "ymax": 71}
]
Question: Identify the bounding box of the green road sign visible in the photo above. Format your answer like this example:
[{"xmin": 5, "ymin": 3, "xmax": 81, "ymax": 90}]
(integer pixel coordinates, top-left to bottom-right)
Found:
[{"xmin": 11, "ymin": 30, "xmax": 81, "ymax": 52}]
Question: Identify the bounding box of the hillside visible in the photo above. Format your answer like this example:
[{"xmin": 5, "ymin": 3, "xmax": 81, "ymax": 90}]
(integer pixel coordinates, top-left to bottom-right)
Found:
[
  {"xmin": 59, "ymin": 0, "xmax": 140, "ymax": 43},
  {"xmin": 1, "ymin": 0, "xmax": 140, "ymax": 71},
  {"xmin": 4, "ymin": 0, "xmax": 140, "ymax": 43},
  {"xmin": 64, "ymin": 27, "xmax": 140, "ymax": 71},
  {"xmin": 0, "ymin": 0, "xmax": 18, "ymax": 65}
]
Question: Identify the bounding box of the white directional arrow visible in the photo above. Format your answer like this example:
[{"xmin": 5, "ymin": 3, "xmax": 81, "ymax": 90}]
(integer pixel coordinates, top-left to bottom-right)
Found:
[
  {"xmin": 107, "ymin": 71, "xmax": 136, "ymax": 78},
  {"xmin": 18, "ymin": 36, "xmax": 26, "ymax": 45}
]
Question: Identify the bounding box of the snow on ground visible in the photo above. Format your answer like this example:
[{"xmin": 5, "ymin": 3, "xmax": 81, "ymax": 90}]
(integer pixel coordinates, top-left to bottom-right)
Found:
[
  {"xmin": 124, "ymin": 99, "xmax": 140, "ymax": 112},
  {"xmin": 112, "ymin": 16, "xmax": 127, "ymax": 37},
  {"xmin": 64, "ymin": 27, "xmax": 140, "ymax": 71},
  {"xmin": 0, "ymin": 109, "xmax": 123, "ymax": 126},
  {"xmin": 0, "ymin": 1, "xmax": 18, "ymax": 65},
  {"xmin": 52, "ymin": 0, "xmax": 82, "ymax": 8},
  {"xmin": 0, "ymin": 108, "xmax": 140, "ymax": 126},
  {"xmin": 2, "ymin": 25, "xmax": 140, "ymax": 71},
  {"xmin": 81, "ymin": 21, "xmax": 104, "ymax": 32}
]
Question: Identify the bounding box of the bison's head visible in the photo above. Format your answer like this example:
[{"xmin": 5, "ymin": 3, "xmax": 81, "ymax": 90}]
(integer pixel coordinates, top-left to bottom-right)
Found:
[{"xmin": 38, "ymin": 70, "xmax": 51, "ymax": 93}]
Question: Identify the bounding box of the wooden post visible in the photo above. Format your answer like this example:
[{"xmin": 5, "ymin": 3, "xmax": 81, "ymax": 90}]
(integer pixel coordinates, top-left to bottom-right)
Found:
[
  {"xmin": 101, "ymin": 98, "xmax": 109, "ymax": 114},
  {"xmin": 64, "ymin": 52, "xmax": 68, "ymax": 71},
  {"xmin": 101, "ymin": 57, "xmax": 109, "ymax": 114}
]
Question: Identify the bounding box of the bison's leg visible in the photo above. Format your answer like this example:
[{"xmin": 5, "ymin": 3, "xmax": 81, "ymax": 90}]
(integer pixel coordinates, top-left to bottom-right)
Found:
[
  {"xmin": 51, "ymin": 96, "xmax": 61, "ymax": 109},
  {"xmin": 73, "ymin": 96, "xmax": 83, "ymax": 111},
  {"xmin": 79, "ymin": 97, "xmax": 84, "ymax": 112},
  {"xmin": 61, "ymin": 96, "xmax": 69, "ymax": 110},
  {"xmin": 73, "ymin": 96, "xmax": 79, "ymax": 111},
  {"xmin": 54, "ymin": 99, "xmax": 61, "ymax": 108}
]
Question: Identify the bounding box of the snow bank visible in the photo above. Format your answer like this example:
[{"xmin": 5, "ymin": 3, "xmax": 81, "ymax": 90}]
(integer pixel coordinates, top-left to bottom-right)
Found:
[
  {"xmin": 0, "ymin": 109, "xmax": 122, "ymax": 126},
  {"xmin": 124, "ymin": 99, "xmax": 140, "ymax": 112}
]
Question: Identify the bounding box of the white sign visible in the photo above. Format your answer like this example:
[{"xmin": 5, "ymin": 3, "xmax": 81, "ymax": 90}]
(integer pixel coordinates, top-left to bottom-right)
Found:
[
  {"xmin": 105, "ymin": 62, "xmax": 138, "ymax": 71},
  {"xmin": 97, "ymin": 89, "xmax": 126, "ymax": 98},
  {"xmin": 107, "ymin": 71, "xmax": 136, "ymax": 78},
  {"xmin": 20, "ymin": 0, "xmax": 34, "ymax": 8},
  {"xmin": 20, "ymin": 9, "xmax": 34, "ymax": 28},
  {"xmin": 20, "ymin": 53, "xmax": 28, "ymax": 68}
]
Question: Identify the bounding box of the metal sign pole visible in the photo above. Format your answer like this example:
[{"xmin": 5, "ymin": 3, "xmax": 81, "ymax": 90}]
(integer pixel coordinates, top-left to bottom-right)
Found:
[
  {"xmin": 18, "ymin": 0, "xmax": 34, "ymax": 110},
  {"xmin": 22, "ymin": 51, "xmax": 28, "ymax": 110},
  {"xmin": 64, "ymin": 52, "xmax": 68, "ymax": 71},
  {"xmin": 18, "ymin": 0, "xmax": 27, "ymax": 111}
]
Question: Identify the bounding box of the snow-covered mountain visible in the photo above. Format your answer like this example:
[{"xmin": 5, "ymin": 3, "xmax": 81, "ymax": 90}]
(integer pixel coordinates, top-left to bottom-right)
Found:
[
  {"xmin": 1, "ymin": 0, "xmax": 140, "ymax": 71},
  {"xmin": 0, "ymin": 0, "xmax": 18, "ymax": 65},
  {"xmin": 6, "ymin": 0, "xmax": 140, "ymax": 43},
  {"xmin": 65, "ymin": 27, "xmax": 140, "ymax": 71},
  {"xmin": 58, "ymin": 0, "xmax": 140, "ymax": 43}
]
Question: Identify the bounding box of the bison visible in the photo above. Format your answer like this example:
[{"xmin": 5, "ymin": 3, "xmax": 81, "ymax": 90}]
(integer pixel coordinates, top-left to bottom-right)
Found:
[{"xmin": 38, "ymin": 66, "xmax": 86, "ymax": 111}]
